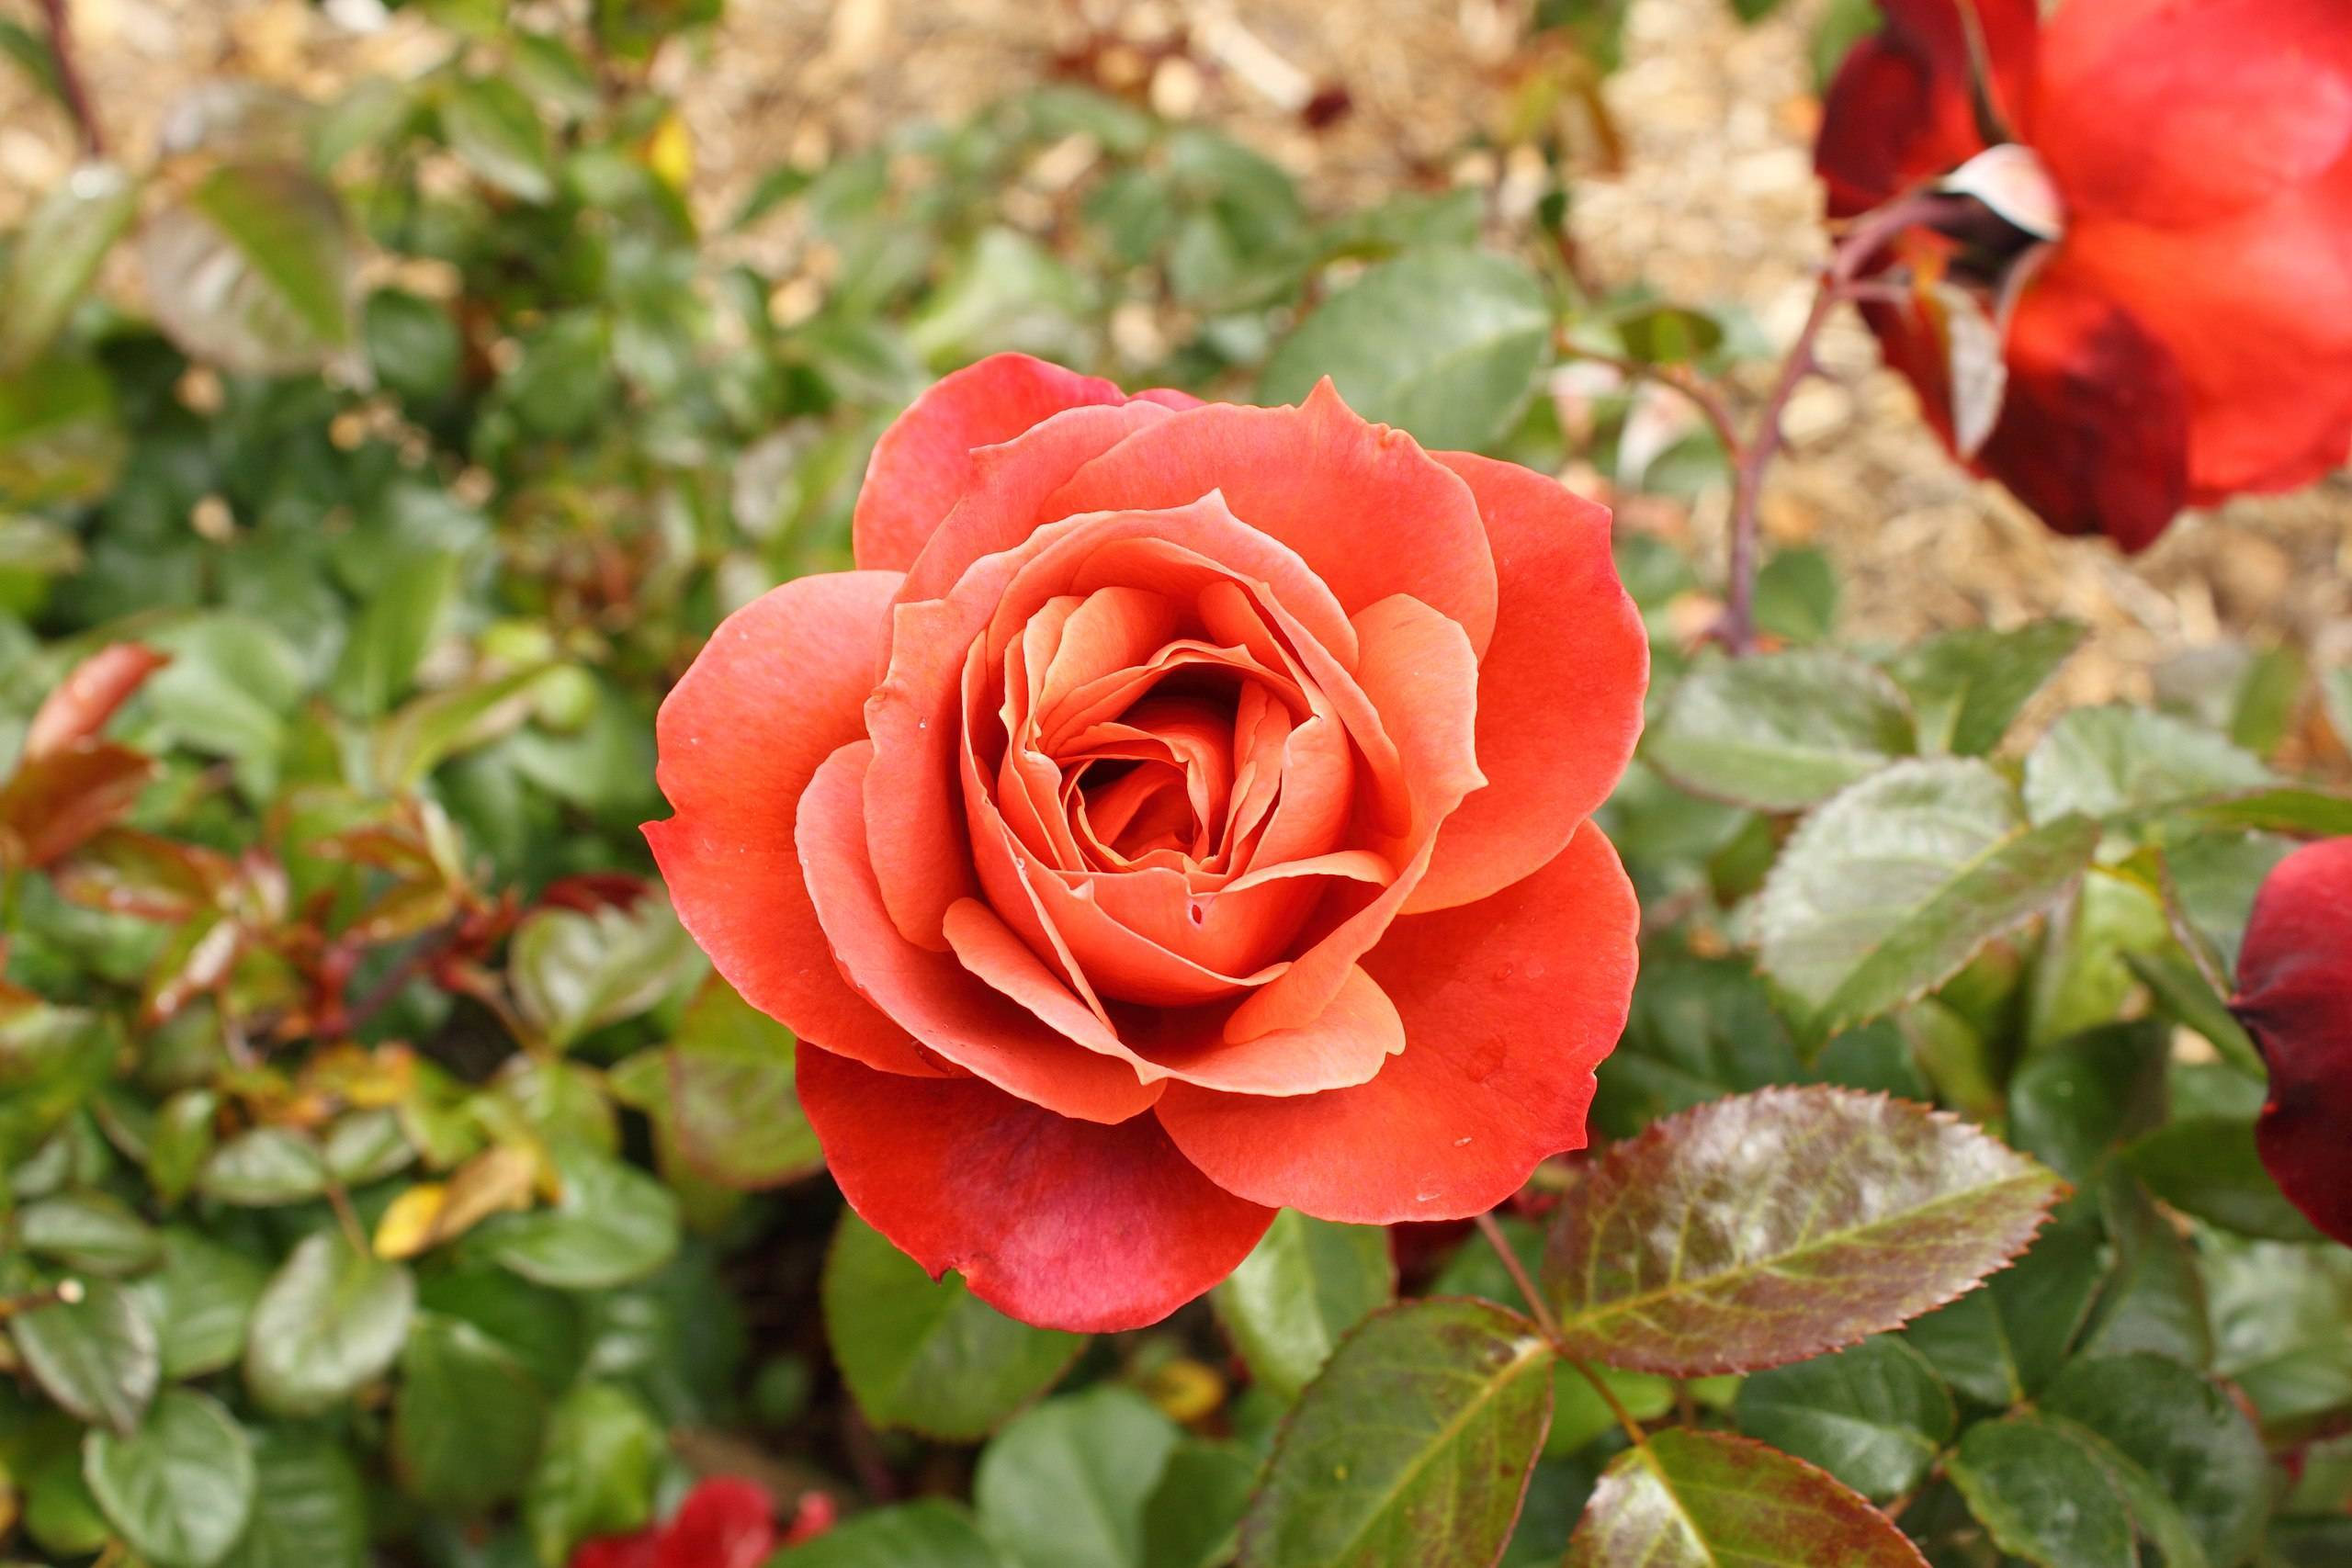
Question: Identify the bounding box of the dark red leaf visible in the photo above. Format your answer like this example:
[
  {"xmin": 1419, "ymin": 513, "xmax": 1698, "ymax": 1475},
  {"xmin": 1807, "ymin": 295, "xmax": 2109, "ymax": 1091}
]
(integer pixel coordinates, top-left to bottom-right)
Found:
[
  {"xmin": 0, "ymin": 742, "xmax": 158, "ymax": 868},
  {"xmin": 25, "ymin": 643, "xmax": 168, "ymax": 760}
]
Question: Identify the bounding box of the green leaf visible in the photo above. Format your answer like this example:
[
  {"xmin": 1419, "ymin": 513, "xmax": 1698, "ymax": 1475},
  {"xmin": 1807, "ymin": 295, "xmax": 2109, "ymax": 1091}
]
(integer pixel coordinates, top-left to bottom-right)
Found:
[
  {"xmin": 220, "ymin": 1434, "xmax": 368, "ymax": 1568},
  {"xmin": 1905, "ymin": 1213, "xmax": 2106, "ymax": 1406},
  {"xmin": 665, "ymin": 975, "xmax": 822, "ymax": 1189},
  {"xmin": 2083, "ymin": 1180, "xmax": 2211, "ymax": 1367},
  {"xmin": 1143, "ymin": 1441, "xmax": 1257, "ymax": 1568},
  {"xmin": 0, "ymin": 164, "xmax": 140, "ymax": 373},
  {"xmin": 392, "ymin": 1314, "xmax": 549, "ymax": 1515},
  {"xmin": 2022, "ymin": 705, "xmax": 2273, "ymax": 827},
  {"xmin": 1886, "ymin": 619, "xmax": 2085, "ymax": 757},
  {"xmin": 2040, "ymin": 1354, "xmax": 2267, "ymax": 1568},
  {"xmin": 1948, "ymin": 1414, "xmax": 2138, "ymax": 1568},
  {"xmin": 824, "ymin": 1213, "xmax": 1085, "ymax": 1442},
  {"xmin": 976, "ymin": 1386, "xmax": 1182, "ymax": 1568},
  {"xmin": 774, "ymin": 1500, "xmax": 1003, "ymax": 1568},
  {"xmin": 1258, "ymin": 248, "xmax": 1551, "ymax": 451},
  {"xmin": 2205, "ymin": 1236, "xmax": 2352, "ymax": 1439},
  {"xmin": 18, "ymin": 1190, "xmax": 161, "ymax": 1275},
  {"xmin": 1752, "ymin": 547, "xmax": 1838, "ymax": 644},
  {"xmin": 522, "ymin": 1382, "xmax": 663, "ymax": 1568},
  {"xmin": 375, "ymin": 665, "xmax": 554, "ymax": 791},
  {"xmin": 83, "ymin": 1389, "xmax": 256, "ymax": 1568},
  {"xmin": 197, "ymin": 1127, "xmax": 327, "ymax": 1206},
  {"xmin": 1732, "ymin": 1336, "xmax": 1955, "ymax": 1502},
  {"xmin": 141, "ymin": 163, "xmax": 356, "ymax": 373},
  {"xmin": 2125, "ymin": 1118, "xmax": 2328, "ymax": 1242},
  {"xmin": 510, "ymin": 895, "xmax": 699, "ymax": 1050},
  {"xmin": 480, "ymin": 1146, "xmax": 681, "ymax": 1290},
  {"xmin": 1212, "ymin": 1209, "xmax": 1395, "ymax": 1401},
  {"xmin": 1564, "ymin": 1427, "xmax": 1930, "ymax": 1567},
  {"xmin": 329, "ymin": 548, "xmax": 462, "ymax": 718},
  {"xmin": 415, "ymin": 1264, "xmax": 585, "ymax": 1395},
  {"xmin": 364, "ymin": 288, "xmax": 464, "ymax": 404},
  {"xmin": 2007, "ymin": 1021, "xmax": 2167, "ymax": 1185},
  {"xmin": 1645, "ymin": 649, "xmax": 1916, "ymax": 812},
  {"xmin": 1540, "ymin": 1086, "xmax": 2064, "ymax": 1376},
  {"xmin": 147, "ymin": 1089, "xmax": 220, "ymax": 1208},
  {"xmin": 441, "ymin": 76, "xmax": 559, "ymax": 201},
  {"xmin": 12, "ymin": 1277, "xmax": 159, "ymax": 1434},
  {"xmin": 243, "ymin": 1232, "xmax": 416, "ymax": 1417},
  {"xmin": 1238, "ymin": 1298, "xmax": 1555, "ymax": 1568},
  {"xmin": 1756, "ymin": 759, "xmax": 2101, "ymax": 1031},
  {"xmin": 0, "ymin": 353, "xmax": 125, "ymax": 504}
]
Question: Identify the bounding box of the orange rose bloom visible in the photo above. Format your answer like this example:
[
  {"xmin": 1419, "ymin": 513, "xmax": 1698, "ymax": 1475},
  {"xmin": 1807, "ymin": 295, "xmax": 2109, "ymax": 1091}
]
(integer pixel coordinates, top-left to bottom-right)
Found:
[{"xmin": 648, "ymin": 355, "xmax": 1646, "ymax": 1329}]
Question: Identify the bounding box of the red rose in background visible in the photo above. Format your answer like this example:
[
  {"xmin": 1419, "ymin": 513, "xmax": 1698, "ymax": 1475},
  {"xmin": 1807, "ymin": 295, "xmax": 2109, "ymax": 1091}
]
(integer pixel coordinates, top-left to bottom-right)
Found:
[
  {"xmin": 647, "ymin": 354, "xmax": 1645, "ymax": 1330},
  {"xmin": 1816, "ymin": 0, "xmax": 2352, "ymax": 550},
  {"xmin": 2233, "ymin": 837, "xmax": 2352, "ymax": 1247},
  {"xmin": 571, "ymin": 1479, "xmax": 783, "ymax": 1568}
]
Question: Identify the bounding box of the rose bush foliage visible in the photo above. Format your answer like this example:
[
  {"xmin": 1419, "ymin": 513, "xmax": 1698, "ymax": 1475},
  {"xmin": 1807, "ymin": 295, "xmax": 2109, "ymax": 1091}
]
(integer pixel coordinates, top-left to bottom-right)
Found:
[
  {"xmin": 648, "ymin": 355, "xmax": 1647, "ymax": 1329},
  {"xmin": 1817, "ymin": 0, "xmax": 2352, "ymax": 548}
]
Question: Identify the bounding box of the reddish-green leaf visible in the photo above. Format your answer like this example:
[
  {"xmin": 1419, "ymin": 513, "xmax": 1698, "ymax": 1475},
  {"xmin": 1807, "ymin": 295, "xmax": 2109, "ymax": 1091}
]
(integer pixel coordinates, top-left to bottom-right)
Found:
[
  {"xmin": 1238, "ymin": 1298, "xmax": 1554, "ymax": 1568},
  {"xmin": 1565, "ymin": 1428, "xmax": 1928, "ymax": 1568},
  {"xmin": 0, "ymin": 742, "xmax": 156, "ymax": 869},
  {"xmin": 1541, "ymin": 1087, "xmax": 2064, "ymax": 1375}
]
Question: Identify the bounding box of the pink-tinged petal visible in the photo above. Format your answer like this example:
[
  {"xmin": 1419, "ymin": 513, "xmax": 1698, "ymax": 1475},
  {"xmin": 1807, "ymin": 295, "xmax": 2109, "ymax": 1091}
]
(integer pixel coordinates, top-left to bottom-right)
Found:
[
  {"xmin": 944, "ymin": 896, "xmax": 1131, "ymax": 1059},
  {"xmin": 653, "ymin": 1480, "xmax": 776, "ymax": 1568},
  {"xmin": 2060, "ymin": 161, "xmax": 2352, "ymax": 504},
  {"xmin": 799, "ymin": 739, "xmax": 1160, "ymax": 1123},
  {"xmin": 1117, "ymin": 964, "xmax": 1403, "ymax": 1096},
  {"xmin": 1411, "ymin": 453, "xmax": 1646, "ymax": 913},
  {"xmin": 1043, "ymin": 379, "xmax": 1499, "ymax": 659},
  {"xmin": 893, "ymin": 400, "xmax": 1178, "ymax": 615},
  {"xmin": 2233, "ymin": 837, "xmax": 2352, "ymax": 1247},
  {"xmin": 799, "ymin": 1046, "xmax": 1274, "ymax": 1331},
  {"xmin": 1815, "ymin": 0, "xmax": 2040, "ymax": 218},
  {"xmin": 1157, "ymin": 821, "xmax": 1638, "ymax": 1222},
  {"xmin": 1225, "ymin": 592, "xmax": 1485, "ymax": 1041},
  {"xmin": 853, "ymin": 355, "xmax": 1135, "ymax": 572},
  {"xmin": 645, "ymin": 572, "xmax": 940, "ymax": 1077},
  {"xmin": 2035, "ymin": 0, "xmax": 2352, "ymax": 226}
]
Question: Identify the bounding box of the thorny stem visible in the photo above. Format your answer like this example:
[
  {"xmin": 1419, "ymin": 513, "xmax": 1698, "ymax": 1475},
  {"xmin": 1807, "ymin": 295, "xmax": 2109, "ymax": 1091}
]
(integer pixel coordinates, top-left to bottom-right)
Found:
[
  {"xmin": 36, "ymin": 0, "xmax": 104, "ymax": 155},
  {"xmin": 1474, "ymin": 1212, "xmax": 1649, "ymax": 1450},
  {"xmin": 1716, "ymin": 190, "xmax": 1967, "ymax": 653}
]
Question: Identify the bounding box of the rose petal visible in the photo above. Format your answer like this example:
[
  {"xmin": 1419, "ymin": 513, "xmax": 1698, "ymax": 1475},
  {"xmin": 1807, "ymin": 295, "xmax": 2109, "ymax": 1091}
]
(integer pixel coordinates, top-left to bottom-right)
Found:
[
  {"xmin": 645, "ymin": 572, "xmax": 941, "ymax": 1077},
  {"xmin": 1410, "ymin": 453, "xmax": 1646, "ymax": 912},
  {"xmin": 2233, "ymin": 836, "xmax": 2352, "ymax": 1247},
  {"xmin": 799, "ymin": 1046, "xmax": 1274, "ymax": 1331},
  {"xmin": 1156, "ymin": 821, "xmax": 1638, "ymax": 1222},
  {"xmin": 1224, "ymin": 592, "xmax": 1485, "ymax": 1041},
  {"xmin": 893, "ymin": 399, "xmax": 1178, "ymax": 620},
  {"xmin": 653, "ymin": 1480, "xmax": 776, "ymax": 1568},
  {"xmin": 1117, "ymin": 964, "xmax": 1403, "ymax": 1096},
  {"xmin": 2035, "ymin": 0, "xmax": 2352, "ymax": 226},
  {"xmin": 854, "ymin": 354, "xmax": 1136, "ymax": 572},
  {"xmin": 799, "ymin": 739, "xmax": 1159, "ymax": 1123},
  {"xmin": 1043, "ymin": 379, "xmax": 1499, "ymax": 659},
  {"xmin": 1815, "ymin": 0, "xmax": 2041, "ymax": 219}
]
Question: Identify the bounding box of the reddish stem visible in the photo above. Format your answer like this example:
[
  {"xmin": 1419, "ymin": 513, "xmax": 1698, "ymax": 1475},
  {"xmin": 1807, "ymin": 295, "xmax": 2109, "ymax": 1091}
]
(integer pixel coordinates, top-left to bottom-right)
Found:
[{"xmin": 35, "ymin": 0, "xmax": 104, "ymax": 155}]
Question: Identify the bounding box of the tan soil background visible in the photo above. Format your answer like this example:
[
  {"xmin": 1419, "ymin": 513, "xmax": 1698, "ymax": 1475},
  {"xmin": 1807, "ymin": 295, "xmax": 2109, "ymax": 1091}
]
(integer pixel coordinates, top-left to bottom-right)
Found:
[{"xmin": 5, "ymin": 0, "xmax": 2347, "ymax": 718}]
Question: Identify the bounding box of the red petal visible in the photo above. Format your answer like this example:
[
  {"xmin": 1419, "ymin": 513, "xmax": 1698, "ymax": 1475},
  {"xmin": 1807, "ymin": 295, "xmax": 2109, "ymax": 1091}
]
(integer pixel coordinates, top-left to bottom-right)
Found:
[
  {"xmin": 27, "ymin": 643, "xmax": 169, "ymax": 760},
  {"xmin": 1042, "ymin": 379, "xmax": 1499, "ymax": 660},
  {"xmin": 2234, "ymin": 837, "xmax": 2352, "ymax": 1247},
  {"xmin": 2059, "ymin": 164, "xmax": 2352, "ymax": 505},
  {"xmin": 893, "ymin": 400, "xmax": 1178, "ymax": 614},
  {"xmin": 800, "ymin": 740, "xmax": 1160, "ymax": 1123},
  {"xmin": 1411, "ymin": 454, "xmax": 1646, "ymax": 912},
  {"xmin": 799, "ymin": 1045, "xmax": 1274, "ymax": 1330},
  {"xmin": 645, "ymin": 571, "xmax": 940, "ymax": 1077},
  {"xmin": 2034, "ymin": 0, "xmax": 2352, "ymax": 226},
  {"xmin": 1117, "ymin": 964, "xmax": 1403, "ymax": 1096},
  {"xmin": 1156, "ymin": 821, "xmax": 1638, "ymax": 1223},
  {"xmin": 1815, "ymin": 0, "xmax": 2040, "ymax": 219},
  {"xmin": 653, "ymin": 1479, "xmax": 776, "ymax": 1568},
  {"xmin": 853, "ymin": 355, "xmax": 1134, "ymax": 571},
  {"xmin": 570, "ymin": 1535, "xmax": 657, "ymax": 1568},
  {"xmin": 1860, "ymin": 267, "xmax": 2191, "ymax": 550}
]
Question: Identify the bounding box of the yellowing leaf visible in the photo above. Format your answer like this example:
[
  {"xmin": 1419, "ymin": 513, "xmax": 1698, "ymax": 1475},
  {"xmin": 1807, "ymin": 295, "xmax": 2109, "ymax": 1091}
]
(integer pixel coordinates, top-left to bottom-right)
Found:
[{"xmin": 374, "ymin": 1184, "xmax": 447, "ymax": 1261}]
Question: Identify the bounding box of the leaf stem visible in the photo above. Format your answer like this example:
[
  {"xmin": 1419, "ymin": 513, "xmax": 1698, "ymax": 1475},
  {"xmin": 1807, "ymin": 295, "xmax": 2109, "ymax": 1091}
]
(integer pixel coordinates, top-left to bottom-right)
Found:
[
  {"xmin": 35, "ymin": 0, "xmax": 104, "ymax": 155},
  {"xmin": 1473, "ymin": 1212, "xmax": 1648, "ymax": 1450},
  {"xmin": 2154, "ymin": 852, "xmax": 2237, "ymax": 1009}
]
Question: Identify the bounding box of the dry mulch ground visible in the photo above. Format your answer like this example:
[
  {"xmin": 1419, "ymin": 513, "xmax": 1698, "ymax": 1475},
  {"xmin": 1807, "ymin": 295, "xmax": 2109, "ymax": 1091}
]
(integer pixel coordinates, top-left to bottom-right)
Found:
[{"xmin": 5, "ymin": 0, "xmax": 2346, "ymax": 712}]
